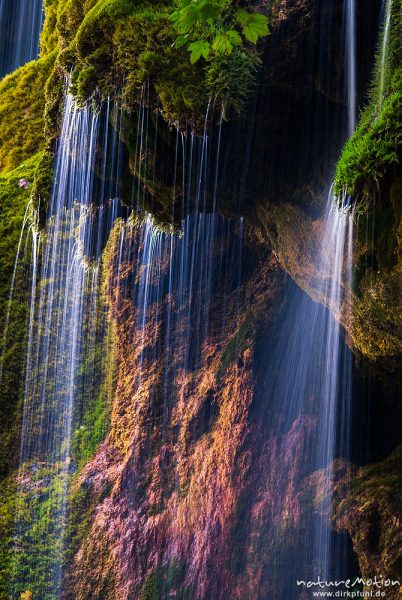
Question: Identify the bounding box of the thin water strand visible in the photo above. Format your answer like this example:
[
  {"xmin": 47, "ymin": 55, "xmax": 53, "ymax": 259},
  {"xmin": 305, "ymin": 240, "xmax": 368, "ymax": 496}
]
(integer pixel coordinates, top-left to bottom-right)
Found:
[
  {"xmin": 0, "ymin": 0, "xmax": 43, "ymax": 78},
  {"xmin": 379, "ymin": 0, "xmax": 393, "ymax": 105}
]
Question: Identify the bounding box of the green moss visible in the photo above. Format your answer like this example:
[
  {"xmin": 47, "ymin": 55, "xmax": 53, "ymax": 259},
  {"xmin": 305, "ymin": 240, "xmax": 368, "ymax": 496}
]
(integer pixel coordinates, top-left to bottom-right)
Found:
[
  {"xmin": 63, "ymin": 483, "xmax": 93, "ymax": 567},
  {"xmin": 0, "ymin": 155, "xmax": 46, "ymax": 477},
  {"xmin": 0, "ymin": 53, "xmax": 56, "ymax": 174},
  {"xmin": 71, "ymin": 391, "xmax": 110, "ymax": 469},
  {"xmin": 217, "ymin": 319, "xmax": 254, "ymax": 377},
  {"xmin": 44, "ymin": 0, "xmax": 263, "ymax": 125},
  {"xmin": 40, "ymin": 0, "xmax": 64, "ymax": 55},
  {"xmin": 332, "ymin": 2, "xmax": 402, "ymax": 360},
  {"xmin": 0, "ymin": 464, "xmax": 70, "ymax": 600},
  {"xmin": 333, "ymin": 447, "xmax": 402, "ymax": 583},
  {"xmin": 139, "ymin": 560, "xmax": 192, "ymax": 600},
  {"xmin": 334, "ymin": 0, "xmax": 402, "ymax": 210},
  {"xmin": 62, "ymin": 477, "xmax": 117, "ymax": 597},
  {"xmin": 70, "ymin": 336, "xmax": 114, "ymax": 471},
  {"xmin": 206, "ymin": 45, "xmax": 261, "ymax": 114},
  {"xmin": 69, "ymin": 253, "xmax": 118, "ymax": 470}
]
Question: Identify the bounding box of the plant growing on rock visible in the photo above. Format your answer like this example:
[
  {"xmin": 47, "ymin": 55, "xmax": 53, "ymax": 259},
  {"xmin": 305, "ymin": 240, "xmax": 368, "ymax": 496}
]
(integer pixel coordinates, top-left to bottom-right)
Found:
[
  {"xmin": 171, "ymin": 0, "xmax": 269, "ymax": 64},
  {"xmin": 170, "ymin": 0, "xmax": 269, "ymax": 112}
]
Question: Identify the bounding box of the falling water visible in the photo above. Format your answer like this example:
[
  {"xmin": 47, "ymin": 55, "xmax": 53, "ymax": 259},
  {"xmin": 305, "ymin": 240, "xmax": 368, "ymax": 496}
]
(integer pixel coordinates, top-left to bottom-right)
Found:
[
  {"xmin": 379, "ymin": 0, "xmax": 393, "ymax": 104},
  {"xmin": 11, "ymin": 94, "xmax": 127, "ymax": 598},
  {"xmin": 9, "ymin": 85, "xmax": 242, "ymax": 597},
  {"xmin": 306, "ymin": 0, "xmax": 358, "ymax": 550},
  {"xmin": 113, "ymin": 209, "xmax": 243, "ymax": 410},
  {"xmin": 0, "ymin": 201, "xmax": 34, "ymax": 383},
  {"xmin": 312, "ymin": 197, "xmax": 354, "ymax": 581},
  {"xmin": 254, "ymin": 1, "xmax": 357, "ymax": 593},
  {"xmin": 0, "ymin": 0, "xmax": 43, "ymax": 78},
  {"xmin": 257, "ymin": 195, "xmax": 354, "ymax": 596},
  {"xmin": 345, "ymin": 0, "xmax": 356, "ymax": 134}
]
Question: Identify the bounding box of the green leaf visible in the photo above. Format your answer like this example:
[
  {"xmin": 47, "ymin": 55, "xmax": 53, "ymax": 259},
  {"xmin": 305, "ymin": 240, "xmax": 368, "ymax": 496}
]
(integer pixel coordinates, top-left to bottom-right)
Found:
[
  {"xmin": 212, "ymin": 30, "xmax": 241, "ymax": 55},
  {"xmin": 188, "ymin": 40, "xmax": 211, "ymax": 63},
  {"xmin": 199, "ymin": 3, "xmax": 221, "ymax": 20},
  {"xmin": 212, "ymin": 33, "xmax": 233, "ymax": 55},
  {"xmin": 173, "ymin": 6, "xmax": 198, "ymax": 34},
  {"xmin": 175, "ymin": 35, "xmax": 188, "ymax": 48},
  {"xmin": 236, "ymin": 9, "xmax": 269, "ymax": 43},
  {"xmin": 226, "ymin": 29, "xmax": 242, "ymax": 46},
  {"xmin": 236, "ymin": 8, "xmax": 252, "ymax": 26}
]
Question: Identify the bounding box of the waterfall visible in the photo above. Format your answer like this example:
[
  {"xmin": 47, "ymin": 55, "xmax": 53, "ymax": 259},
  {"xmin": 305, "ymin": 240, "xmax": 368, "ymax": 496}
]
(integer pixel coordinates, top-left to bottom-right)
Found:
[
  {"xmin": 254, "ymin": 2, "xmax": 357, "ymax": 593},
  {"xmin": 113, "ymin": 209, "xmax": 243, "ymax": 409},
  {"xmin": 9, "ymin": 84, "xmax": 242, "ymax": 596},
  {"xmin": 0, "ymin": 0, "xmax": 43, "ymax": 78},
  {"xmin": 0, "ymin": 201, "xmax": 34, "ymax": 383},
  {"xmin": 11, "ymin": 94, "xmax": 127, "ymax": 599},
  {"xmin": 257, "ymin": 197, "xmax": 354, "ymax": 595},
  {"xmin": 312, "ymin": 197, "xmax": 354, "ymax": 580},
  {"xmin": 345, "ymin": 0, "xmax": 356, "ymax": 134},
  {"xmin": 379, "ymin": 0, "xmax": 393, "ymax": 105}
]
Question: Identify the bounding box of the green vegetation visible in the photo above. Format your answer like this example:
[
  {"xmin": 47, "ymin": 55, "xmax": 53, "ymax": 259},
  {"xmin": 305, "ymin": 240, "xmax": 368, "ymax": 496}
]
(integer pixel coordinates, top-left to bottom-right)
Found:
[
  {"xmin": 0, "ymin": 463, "xmax": 69, "ymax": 600},
  {"xmin": 71, "ymin": 319, "xmax": 116, "ymax": 470},
  {"xmin": 40, "ymin": 0, "xmax": 66, "ymax": 55},
  {"xmin": 0, "ymin": 155, "xmax": 45, "ymax": 477},
  {"xmin": 0, "ymin": 54, "xmax": 55, "ymax": 174},
  {"xmin": 334, "ymin": 446, "xmax": 402, "ymax": 582},
  {"xmin": 42, "ymin": 0, "xmax": 269, "ymax": 123},
  {"xmin": 333, "ymin": 1, "xmax": 402, "ymax": 361},
  {"xmin": 71, "ymin": 388, "xmax": 110, "ymax": 469},
  {"xmin": 171, "ymin": 0, "xmax": 268, "ymax": 64},
  {"xmin": 334, "ymin": 0, "xmax": 402, "ymax": 211},
  {"xmin": 139, "ymin": 560, "xmax": 193, "ymax": 600}
]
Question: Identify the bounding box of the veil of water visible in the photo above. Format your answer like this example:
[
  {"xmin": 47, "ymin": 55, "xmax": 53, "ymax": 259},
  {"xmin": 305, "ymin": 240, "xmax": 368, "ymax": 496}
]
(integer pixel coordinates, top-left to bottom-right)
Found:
[
  {"xmin": 0, "ymin": 0, "xmax": 43, "ymax": 78},
  {"xmin": 253, "ymin": 0, "xmax": 357, "ymax": 593},
  {"xmin": 256, "ymin": 201, "xmax": 354, "ymax": 596},
  {"xmin": 9, "ymin": 80, "xmax": 243, "ymax": 596},
  {"xmin": 379, "ymin": 0, "xmax": 393, "ymax": 105},
  {"xmin": 11, "ymin": 94, "xmax": 127, "ymax": 598},
  {"xmin": 3, "ymin": 0, "xmax": 382, "ymax": 595},
  {"xmin": 345, "ymin": 0, "xmax": 356, "ymax": 135}
]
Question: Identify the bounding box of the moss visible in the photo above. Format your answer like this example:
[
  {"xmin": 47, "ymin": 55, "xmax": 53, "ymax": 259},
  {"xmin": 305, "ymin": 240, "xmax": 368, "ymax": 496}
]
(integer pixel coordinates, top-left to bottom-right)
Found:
[
  {"xmin": 334, "ymin": 0, "xmax": 402, "ymax": 210},
  {"xmin": 333, "ymin": 447, "xmax": 402, "ymax": 586},
  {"xmin": 40, "ymin": 0, "xmax": 64, "ymax": 55},
  {"xmin": 0, "ymin": 155, "xmax": 46, "ymax": 478},
  {"xmin": 0, "ymin": 53, "xmax": 56, "ymax": 174},
  {"xmin": 63, "ymin": 483, "xmax": 93, "ymax": 567},
  {"xmin": 331, "ymin": 1, "xmax": 402, "ymax": 360},
  {"xmin": 69, "ymin": 239, "xmax": 119, "ymax": 471},
  {"xmin": 70, "ymin": 391, "xmax": 110, "ymax": 469},
  {"xmin": 67, "ymin": 1, "xmax": 210, "ymax": 122},
  {"xmin": 206, "ymin": 46, "xmax": 261, "ymax": 114},
  {"xmin": 0, "ymin": 463, "xmax": 70, "ymax": 600},
  {"xmin": 217, "ymin": 319, "xmax": 254, "ymax": 378},
  {"xmin": 334, "ymin": 87, "xmax": 402, "ymax": 207},
  {"xmin": 70, "ymin": 332, "xmax": 115, "ymax": 471},
  {"xmin": 139, "ymin": 560, "xmax": 192, "ymax": 600},
  {"xmin": 62, "ymin": 476, "xmax": 118, "ymax": 599},
  {"xmin": 43, "ymin": 0, "xmax": 263, "ymax": 126}
]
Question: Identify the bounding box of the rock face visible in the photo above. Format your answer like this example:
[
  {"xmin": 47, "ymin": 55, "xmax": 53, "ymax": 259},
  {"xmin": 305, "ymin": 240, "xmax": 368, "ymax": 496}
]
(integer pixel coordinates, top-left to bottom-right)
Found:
[
  {"xmin": 0, "ymin": 0, "xmax": 401, "ymax": 598},
  {"xmin": 255, "ymin": 191, "xmax": 402, "ymax": 363},
  {"xmin": 332, "ymin": 449, "xmax": 402, "ymax": 600},
  {"xmin": 63, "ymin": 221, "xmax": 291, "ymax": 599}
]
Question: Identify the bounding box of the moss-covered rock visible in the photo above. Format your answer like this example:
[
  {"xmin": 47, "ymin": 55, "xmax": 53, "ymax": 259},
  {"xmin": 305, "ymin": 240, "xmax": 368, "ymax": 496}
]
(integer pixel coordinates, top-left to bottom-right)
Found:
[
  {"xmin": 0, "ymin": 463, "xmax": 70, "ymax": 600},
  {"xmin": 0, "ymin": 155, "xmax": 45, "ymax": 477},
  {"xmin": 333, "ymin": 447, "xmax": 402, "ymax": 598},
  {"xmin": 48, "ymin": 0, "xmax": 267, "ymax": 126},
  {"xmin": 0, "ymin": 54, "xmax": 55, "ymax": 174},
  {"xmin": 334, "ymin": 0, "xmax": 402, "ymax": 210}
]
